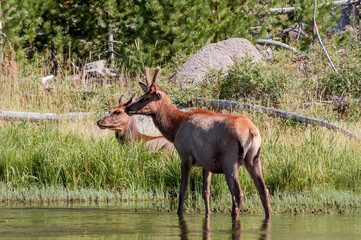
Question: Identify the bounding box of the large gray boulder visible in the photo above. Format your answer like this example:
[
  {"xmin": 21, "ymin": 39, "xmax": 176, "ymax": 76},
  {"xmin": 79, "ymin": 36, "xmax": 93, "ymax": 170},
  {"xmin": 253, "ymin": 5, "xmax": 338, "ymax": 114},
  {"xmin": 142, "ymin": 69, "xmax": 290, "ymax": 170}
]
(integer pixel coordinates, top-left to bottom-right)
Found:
[{"xmin": 171, "ymin": 38, "xmax": 264, "ymax": 86}]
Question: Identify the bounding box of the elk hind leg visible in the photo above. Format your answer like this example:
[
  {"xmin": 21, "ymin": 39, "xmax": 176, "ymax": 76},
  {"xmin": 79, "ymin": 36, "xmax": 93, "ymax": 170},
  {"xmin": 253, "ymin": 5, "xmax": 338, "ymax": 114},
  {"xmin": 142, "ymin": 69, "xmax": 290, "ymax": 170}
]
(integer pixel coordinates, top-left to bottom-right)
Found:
[
  {"xmin": 223, "ymin": 164, "xmax": 243, "ymax": 218},
  {"xmin": 245, "ymin": 149, "xmax": 271, "ymax": 219}
]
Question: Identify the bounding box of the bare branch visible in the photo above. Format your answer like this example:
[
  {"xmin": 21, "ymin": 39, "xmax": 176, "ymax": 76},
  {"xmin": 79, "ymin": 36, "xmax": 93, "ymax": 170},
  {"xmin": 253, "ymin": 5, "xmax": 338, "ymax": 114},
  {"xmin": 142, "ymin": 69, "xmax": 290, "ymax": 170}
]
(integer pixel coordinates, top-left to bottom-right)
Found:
[{"xmin": 313, "ymin": 0, "xmax": 338, "ymax": 73}]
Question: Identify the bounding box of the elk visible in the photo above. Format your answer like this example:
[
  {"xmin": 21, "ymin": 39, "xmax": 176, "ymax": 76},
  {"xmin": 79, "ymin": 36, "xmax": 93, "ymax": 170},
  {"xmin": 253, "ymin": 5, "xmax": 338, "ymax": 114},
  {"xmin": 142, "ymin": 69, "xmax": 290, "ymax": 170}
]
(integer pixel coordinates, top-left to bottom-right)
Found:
[
  {"xmin": 97, "ymin": 94, "xmax": 174, "ymax": 152},
  {"xmin": 125, "ymin": 67, "xmax": 271, "ymax": 219}
]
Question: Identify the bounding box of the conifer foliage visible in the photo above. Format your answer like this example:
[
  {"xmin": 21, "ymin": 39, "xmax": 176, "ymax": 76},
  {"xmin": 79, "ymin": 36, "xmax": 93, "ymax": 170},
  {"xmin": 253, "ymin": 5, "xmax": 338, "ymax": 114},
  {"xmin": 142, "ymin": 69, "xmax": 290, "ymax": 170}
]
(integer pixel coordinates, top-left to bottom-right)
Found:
[{"xmin": 1, "ymin": 0, "xmax": 341, "ymax": 72}]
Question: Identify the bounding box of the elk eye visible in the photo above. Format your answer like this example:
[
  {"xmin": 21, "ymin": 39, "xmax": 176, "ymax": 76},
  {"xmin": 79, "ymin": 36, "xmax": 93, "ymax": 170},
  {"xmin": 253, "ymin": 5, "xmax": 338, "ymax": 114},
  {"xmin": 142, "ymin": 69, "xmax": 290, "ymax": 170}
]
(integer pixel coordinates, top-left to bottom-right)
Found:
[
  {"xmin": 115, "ymin": 111, "xmax": 122, "ymax": 115},
  {"xmin": 145, "ymin": 96, "xmax": 151, "ymax": 102}
]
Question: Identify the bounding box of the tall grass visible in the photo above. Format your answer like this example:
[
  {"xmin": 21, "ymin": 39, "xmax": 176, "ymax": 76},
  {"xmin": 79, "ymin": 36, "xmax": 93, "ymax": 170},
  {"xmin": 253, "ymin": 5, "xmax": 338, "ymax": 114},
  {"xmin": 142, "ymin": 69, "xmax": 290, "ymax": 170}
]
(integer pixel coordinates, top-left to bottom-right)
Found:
[
  {"xmin": 0, "ymin": 56, "xmax": 140, "ymax": 114},
  {"xmin": 1, "ymin": 36, "xmax": 360, "ymax": 213},
  {"xmin": 0, "ymin": 119, "xmax": 360, "ymax": 213}
]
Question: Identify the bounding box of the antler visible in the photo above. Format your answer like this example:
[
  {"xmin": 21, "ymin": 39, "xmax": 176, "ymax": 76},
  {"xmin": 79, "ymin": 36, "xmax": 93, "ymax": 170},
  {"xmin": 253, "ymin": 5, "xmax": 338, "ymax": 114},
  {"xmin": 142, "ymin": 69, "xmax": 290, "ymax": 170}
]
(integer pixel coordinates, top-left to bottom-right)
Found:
[
  {"xmin": 144, "ymin": 67, "xmax": 151, "ymax": 87},
  {"xmin": 140, "ymin": 66, "xmax": 161, "ymax": 92},
  {"xmin": 152, "ymin": 66, "xmax": 161, "ymax": 83}
]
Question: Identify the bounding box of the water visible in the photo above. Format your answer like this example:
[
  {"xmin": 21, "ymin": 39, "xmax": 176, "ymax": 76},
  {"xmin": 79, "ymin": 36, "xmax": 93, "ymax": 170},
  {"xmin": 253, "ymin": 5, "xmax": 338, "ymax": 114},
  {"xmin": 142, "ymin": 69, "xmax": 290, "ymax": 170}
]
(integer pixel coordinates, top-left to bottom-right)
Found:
[{"xmin": 0, "ymin": 205, "xmax": 360, "ymax": 239}]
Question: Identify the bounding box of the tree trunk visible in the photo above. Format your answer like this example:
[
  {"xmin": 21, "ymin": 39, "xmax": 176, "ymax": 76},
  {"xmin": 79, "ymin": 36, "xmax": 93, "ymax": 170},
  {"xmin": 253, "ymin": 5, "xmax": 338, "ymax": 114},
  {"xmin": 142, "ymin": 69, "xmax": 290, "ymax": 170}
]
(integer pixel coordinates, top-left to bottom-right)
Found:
[
  {"xmin": 108, "ymin": 24, "xmax": 114, "ymax": 65},
  {"xmin": 0, "ymin": 110, "xmax": 94, "ymax": 121},
  {"xmin": 0, "ymin": 1, "xmax": 3, "ymax": 66},
  {"xmin": 193, "ymin": 98, "xmax": 359, "ymax": 140},
  {"xmin": 267, "ymin": 0, "xmax": 361, "ymax": 15}
]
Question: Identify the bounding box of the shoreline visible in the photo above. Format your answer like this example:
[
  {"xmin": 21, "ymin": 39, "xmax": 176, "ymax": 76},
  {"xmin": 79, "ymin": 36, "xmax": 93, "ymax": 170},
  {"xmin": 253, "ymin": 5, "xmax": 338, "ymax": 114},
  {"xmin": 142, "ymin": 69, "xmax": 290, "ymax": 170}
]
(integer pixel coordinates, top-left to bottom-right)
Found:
[{"xmin": 1, "ymin": 185, "xmax": 360, "ymax": 215}]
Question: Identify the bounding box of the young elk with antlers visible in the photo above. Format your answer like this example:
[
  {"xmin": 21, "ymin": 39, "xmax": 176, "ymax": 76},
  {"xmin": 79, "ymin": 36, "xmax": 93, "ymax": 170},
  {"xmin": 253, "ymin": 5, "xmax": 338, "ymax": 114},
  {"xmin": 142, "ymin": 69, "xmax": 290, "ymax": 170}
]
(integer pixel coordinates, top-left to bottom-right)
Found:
[
  {"xmin": 125, "ymin": 67, "xmax": 271, "ymax": 219},
  {"xmin": 97, "ymin": 94, "xmax": 174, "ymax": 152}
]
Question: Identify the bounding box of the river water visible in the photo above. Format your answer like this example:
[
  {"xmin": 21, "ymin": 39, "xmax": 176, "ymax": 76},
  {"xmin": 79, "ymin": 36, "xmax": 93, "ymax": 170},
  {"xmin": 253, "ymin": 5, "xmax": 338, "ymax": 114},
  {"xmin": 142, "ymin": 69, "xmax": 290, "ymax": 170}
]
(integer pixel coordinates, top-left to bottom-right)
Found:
[{"xmin": 0, "ymin": 205, "xmax": 360, "ymax": 239}]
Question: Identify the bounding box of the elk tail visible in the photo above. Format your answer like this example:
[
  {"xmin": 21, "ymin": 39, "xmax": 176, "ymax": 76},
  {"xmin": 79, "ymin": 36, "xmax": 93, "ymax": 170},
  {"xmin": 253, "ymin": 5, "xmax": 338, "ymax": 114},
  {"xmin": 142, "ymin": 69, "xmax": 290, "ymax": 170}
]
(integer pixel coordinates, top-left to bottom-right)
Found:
[{"xmin": 237, "ymin": 129, "xmax": 258, "ymax": 164}]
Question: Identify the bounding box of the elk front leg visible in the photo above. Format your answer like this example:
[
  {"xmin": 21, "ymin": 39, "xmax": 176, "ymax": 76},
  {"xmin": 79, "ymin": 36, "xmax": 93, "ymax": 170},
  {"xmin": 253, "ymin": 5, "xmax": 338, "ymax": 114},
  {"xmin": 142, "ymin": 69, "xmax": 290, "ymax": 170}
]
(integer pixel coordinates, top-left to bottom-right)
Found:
[
  {"xmin": 202, "ymin": 168, "xmax": 212, "ymax": 215},
  {"xmin": 177, "ymin": 159, "xmax": 192, "ymax": 216}
]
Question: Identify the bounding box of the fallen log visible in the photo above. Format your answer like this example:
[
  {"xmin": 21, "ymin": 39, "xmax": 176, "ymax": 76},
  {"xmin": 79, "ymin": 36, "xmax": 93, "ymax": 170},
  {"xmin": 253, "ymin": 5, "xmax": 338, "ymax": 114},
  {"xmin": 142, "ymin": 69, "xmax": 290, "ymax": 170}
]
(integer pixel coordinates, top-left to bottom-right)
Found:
[
  {"xmin": 255, "ymin": 39, "xmax": 306, "ymax": 58},
  {"xmin": 267, "ymin": 0, "xmax": 361, "ymax": 15},
  {"xmin": 0, "ymin": 110, "xmax": 95, "ymax": 122},
  {"xmin": 193, "ymin": 98, "xmax": 359, "ymax": 140},
  {"xmin": 265, "ymin": 24, "xmax": 308, "ymax": 40}
]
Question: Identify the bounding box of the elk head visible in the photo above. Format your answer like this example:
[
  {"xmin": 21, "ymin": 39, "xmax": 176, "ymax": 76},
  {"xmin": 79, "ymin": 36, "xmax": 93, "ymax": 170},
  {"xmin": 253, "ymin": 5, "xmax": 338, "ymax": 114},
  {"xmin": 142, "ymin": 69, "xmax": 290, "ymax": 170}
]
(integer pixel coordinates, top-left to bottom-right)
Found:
[
  {"xmin": 125, "ymin": 66, "xmax": 165, "ymax": 116},
  {"xmin": 97, "ymin": 94, "xmax": 136, "ymax": 136}
]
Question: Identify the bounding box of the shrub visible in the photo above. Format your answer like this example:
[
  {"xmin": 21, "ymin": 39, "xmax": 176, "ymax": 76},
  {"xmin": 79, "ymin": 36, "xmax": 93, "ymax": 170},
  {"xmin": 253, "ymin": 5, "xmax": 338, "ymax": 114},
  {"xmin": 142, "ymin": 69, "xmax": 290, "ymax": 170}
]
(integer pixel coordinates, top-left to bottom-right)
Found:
[{"xmin": 197, "ymin": 58, "xmax": 294, "ymax": 104}]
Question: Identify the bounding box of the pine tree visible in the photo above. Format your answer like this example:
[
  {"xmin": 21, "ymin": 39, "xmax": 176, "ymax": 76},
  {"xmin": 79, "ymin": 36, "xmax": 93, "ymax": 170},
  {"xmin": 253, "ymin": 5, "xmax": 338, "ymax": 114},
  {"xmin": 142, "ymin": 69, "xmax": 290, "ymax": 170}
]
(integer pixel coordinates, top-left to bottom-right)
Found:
[{"xmin": 2, "ymin": 0, "xmax": 343, "ymax": 73}]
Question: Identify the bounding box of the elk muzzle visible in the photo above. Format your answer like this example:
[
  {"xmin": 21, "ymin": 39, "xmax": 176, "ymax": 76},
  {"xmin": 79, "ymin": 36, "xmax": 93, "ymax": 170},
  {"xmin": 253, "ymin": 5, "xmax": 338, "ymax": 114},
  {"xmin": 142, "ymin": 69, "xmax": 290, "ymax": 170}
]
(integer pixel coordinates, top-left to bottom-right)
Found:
[
  {"xmin": 97, "ymin": 119, "xmax": 108, "ymax": 129},
  {"xmin": 124, "ymin": 106, "xmax": 136, "ymax": 116}
]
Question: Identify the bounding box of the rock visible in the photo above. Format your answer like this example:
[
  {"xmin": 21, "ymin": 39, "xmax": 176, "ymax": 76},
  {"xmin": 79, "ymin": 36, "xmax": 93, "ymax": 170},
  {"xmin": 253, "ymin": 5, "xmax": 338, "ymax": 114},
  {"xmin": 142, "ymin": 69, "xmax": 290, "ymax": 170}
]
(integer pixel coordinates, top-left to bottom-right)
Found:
[
  {"xmin": 66, "ymin": 60, "xmax": 122, "ymax": 90},
  {"xmin": 84, "ymin": 60, "xmax": 106, "ymax": 71},
  {"xmin": 134, "ymin": 115, "xmax": 161, "ymax": 136},
  {"xmin": 330, "ymin": 4, "xmax": 360, "ymax": 32},
  {"xmin": 171, "ymin": 38, "xmax": 264, "ymax": 86},
  {"xmin": 84, "ymin": 60, "xmax": 117, "ymax": 78}
]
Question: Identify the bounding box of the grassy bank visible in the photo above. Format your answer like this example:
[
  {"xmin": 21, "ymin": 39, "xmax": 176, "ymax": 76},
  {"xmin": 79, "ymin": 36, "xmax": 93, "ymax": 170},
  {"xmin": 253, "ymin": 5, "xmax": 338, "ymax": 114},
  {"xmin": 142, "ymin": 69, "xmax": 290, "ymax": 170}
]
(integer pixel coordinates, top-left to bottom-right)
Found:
[
  {"xmin": 1, "ymin": 39, "xmax": 361, "ymax": 214},
  {"xmin": 0, "ymin": 119, "xmax": 360, "ymax": 214}
]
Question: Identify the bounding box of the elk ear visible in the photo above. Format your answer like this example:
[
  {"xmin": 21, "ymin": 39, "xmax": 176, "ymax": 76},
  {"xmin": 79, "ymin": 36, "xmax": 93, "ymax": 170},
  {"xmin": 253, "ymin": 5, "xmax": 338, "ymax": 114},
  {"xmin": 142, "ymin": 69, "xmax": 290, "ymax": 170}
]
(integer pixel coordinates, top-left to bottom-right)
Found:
[
  {"xmin": 150, "ymin": 82, "xmax": 157, "ymax": 92},
  {"xmin": 150, "ymin": 83, "xmax": 162, "ymax": 99},
  {"xmin": 139, "ymin": 82, "xmax": 148, "ymax": 92},
  {"xmin": 125, "ymin": 93, "xmax": 137, "ymax": 106},
  {"xmin": 119, "ymin": 95, "xmax": 127, "ymax": 105},
  {"xmin": 156, "ymin": 91, "xmax": 162, "ymax": 99}
]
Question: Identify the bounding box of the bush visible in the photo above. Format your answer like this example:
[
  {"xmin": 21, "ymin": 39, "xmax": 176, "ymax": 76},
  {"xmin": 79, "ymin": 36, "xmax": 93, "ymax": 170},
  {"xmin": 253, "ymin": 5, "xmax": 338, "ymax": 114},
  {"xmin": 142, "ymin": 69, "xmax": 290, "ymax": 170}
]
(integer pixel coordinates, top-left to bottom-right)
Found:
[
  {"xmin": 318, "ymin": 66, "xmax": 361, "ymax": 99},
  {"xmin": 197, "ymin": 58, "xmax": 294, "ymax": 104}
]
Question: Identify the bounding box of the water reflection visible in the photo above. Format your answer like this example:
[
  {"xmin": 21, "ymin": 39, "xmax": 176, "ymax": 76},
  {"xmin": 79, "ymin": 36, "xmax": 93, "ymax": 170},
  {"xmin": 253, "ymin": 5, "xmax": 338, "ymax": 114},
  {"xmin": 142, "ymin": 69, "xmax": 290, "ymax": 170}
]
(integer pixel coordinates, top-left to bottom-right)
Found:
[
  {"xmin": 259, "ymin": 218, "xmax": 271, "ymax": 240},
  {"xmin": 178, "ymin": 216, "xmax": 188, "ymax": 240},
  {"xmin": 203, "ymin": 216, "xmax": 210, "ymax": 240},
  {"xmin": 231, "ymin": 216, "xmax": 242, "ymax": 240},
  {"xmin": 2, "ymin": 206, "xmax": 360, "ymax": 239},
  {"xmin": 178, "ymin": 215, "xmax": 270, "ymax": 240}
]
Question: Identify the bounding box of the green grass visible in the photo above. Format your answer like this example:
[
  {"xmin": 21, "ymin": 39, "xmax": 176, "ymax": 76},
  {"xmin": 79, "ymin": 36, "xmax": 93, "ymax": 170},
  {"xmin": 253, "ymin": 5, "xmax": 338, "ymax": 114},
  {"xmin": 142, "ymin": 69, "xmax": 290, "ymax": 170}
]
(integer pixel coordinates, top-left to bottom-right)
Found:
[
  {"xmin": 0, "ymin": 120, "xmax": 360, "ymax": 214},
  {"xmin": 1, "ymin": 36, "xmax": 361, "ymax": 214}
]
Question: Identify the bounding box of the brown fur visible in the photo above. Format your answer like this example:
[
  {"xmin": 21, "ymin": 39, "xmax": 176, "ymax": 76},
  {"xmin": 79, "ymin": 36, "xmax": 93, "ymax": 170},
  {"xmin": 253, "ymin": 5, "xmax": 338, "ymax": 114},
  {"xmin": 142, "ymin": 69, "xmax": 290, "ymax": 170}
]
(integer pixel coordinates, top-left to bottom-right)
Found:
[
  {"xmin": 97, "ymin": 94, "xmax": 174, "ymax": 152},
  {"xmin": 125, "ymin": 67, "xmax": 271, "ymax": 219}
]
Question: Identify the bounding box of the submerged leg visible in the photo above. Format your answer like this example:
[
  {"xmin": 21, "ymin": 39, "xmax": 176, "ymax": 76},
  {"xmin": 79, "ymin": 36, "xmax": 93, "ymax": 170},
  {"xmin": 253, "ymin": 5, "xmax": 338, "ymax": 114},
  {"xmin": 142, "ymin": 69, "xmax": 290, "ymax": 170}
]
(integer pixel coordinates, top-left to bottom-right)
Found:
[
  {"xmin": 245, "ymin": 152, "xmax": 271, "ymax": 219},
  {"xmin": 177, "ymin": 158, "xmax": 192, "ymax": 216},
  {"xmin": 202, "ymin": 168, "xmax": 212, "ymax": 215}
]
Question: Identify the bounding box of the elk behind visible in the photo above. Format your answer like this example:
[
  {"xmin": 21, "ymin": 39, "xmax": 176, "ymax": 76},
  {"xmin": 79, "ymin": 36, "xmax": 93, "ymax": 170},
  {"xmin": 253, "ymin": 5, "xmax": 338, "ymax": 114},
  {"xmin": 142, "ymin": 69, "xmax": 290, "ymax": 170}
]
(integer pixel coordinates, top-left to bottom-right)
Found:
[
  {"xmin": 125, "ymin": 67, "xmax": 271, "ymax": 219},
  {"xmin": 97, "ymin": 94, "xmax": 174, "ymax": 152}
]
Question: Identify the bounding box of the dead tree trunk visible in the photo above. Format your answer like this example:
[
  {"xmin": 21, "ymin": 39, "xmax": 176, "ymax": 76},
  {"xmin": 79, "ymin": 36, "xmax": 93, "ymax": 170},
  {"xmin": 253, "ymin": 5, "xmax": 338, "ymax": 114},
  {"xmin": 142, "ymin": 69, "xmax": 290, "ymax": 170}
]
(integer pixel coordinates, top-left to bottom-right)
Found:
[
  {"xmin": 0, "ymin": 110, "xmax": 94, "ymax": 122},
  {"xmin": 108, "ymin": 24, "xmax": 114, "ymax": 65},
  {"xmin": 0, "ymin": 1, "xmax": 3, "ymax": 66},
  {"xmin": 193, "ymin": 98, "xmax": 359, "ymax": 140},
  {"xmin": 267, "ymin": 0, "xmax": 361, "ymax": 15}
]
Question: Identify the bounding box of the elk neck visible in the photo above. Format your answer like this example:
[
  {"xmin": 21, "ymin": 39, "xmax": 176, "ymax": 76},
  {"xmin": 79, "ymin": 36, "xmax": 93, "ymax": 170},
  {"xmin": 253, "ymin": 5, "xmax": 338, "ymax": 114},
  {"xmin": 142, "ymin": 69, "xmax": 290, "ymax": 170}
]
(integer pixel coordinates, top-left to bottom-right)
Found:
[
  {"xmin": 152, "ymin": 97, "xmax": 186, "ymax": 143},
  {"xmin": 115, "ymin": 116, "xmax": 156, "ymax": 142}
]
